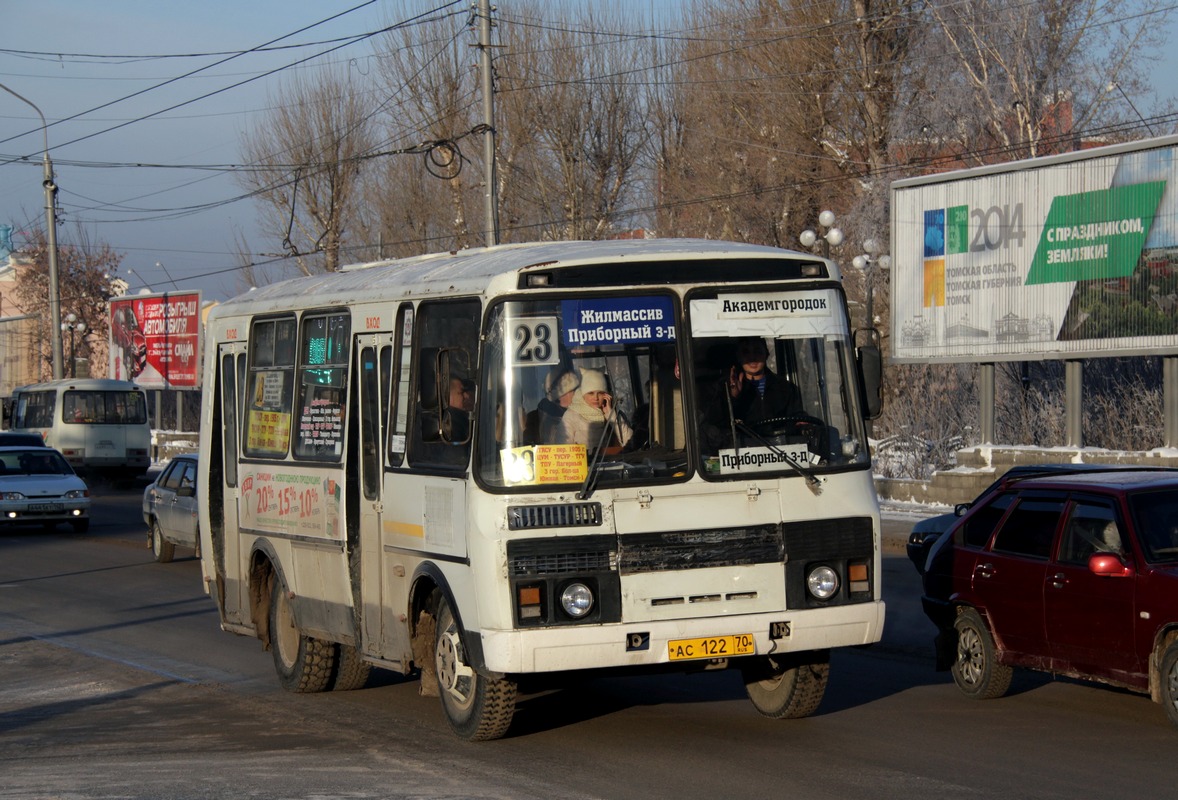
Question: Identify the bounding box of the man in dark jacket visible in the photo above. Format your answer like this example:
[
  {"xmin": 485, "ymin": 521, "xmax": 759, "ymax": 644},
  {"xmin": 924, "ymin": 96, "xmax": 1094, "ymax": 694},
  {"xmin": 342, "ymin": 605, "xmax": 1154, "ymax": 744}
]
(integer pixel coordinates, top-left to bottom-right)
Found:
[{"xmin": 725, "ymin": 337, "xmax": 802, "ymax": 424}]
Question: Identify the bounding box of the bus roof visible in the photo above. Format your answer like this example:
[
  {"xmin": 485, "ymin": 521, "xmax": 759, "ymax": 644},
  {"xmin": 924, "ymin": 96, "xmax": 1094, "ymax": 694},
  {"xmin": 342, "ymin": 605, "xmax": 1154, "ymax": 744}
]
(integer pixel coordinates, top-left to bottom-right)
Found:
[
  {"xmin": 12, "ymin": 378, "xmax": 145, "ymax": 393},
  {"xmin": 214, "ymin": 239, "xmax": 833, "ymax": 315}
]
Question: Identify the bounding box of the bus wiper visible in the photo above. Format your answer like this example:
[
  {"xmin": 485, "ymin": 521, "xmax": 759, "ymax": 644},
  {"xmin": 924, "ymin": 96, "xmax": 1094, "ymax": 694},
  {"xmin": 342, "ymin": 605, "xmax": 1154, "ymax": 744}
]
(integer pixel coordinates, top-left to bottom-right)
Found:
[
  {"xmin": 732, "ymin": 419, "xmax": 824, "ymax": 494},
  {"xmin": 576, "ymin": 413, "xmax": 617, "ymax": 500}
]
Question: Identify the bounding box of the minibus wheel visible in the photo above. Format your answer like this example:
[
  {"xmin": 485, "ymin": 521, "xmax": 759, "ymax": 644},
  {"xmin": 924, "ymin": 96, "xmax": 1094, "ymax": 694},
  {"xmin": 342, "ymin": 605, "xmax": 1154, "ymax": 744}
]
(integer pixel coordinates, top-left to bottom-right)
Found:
[
  {"xmin": 433, "ymin": 594, "xmax": 517, "ymax": 740},
  {"xmin": 741, "ymin": 649, "xmax": 830, "ymax": 719},
  {"xmin": 269, "ymin": 573, "xmax": 335, "ymax": 693}
]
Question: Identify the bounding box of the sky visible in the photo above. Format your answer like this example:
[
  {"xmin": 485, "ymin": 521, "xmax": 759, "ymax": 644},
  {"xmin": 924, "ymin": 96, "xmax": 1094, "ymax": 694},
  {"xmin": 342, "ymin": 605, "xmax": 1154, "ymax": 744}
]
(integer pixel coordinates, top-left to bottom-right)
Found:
[{"xmin": 1, "ymin": 1, "xmax": 1176, "ymax": 306}]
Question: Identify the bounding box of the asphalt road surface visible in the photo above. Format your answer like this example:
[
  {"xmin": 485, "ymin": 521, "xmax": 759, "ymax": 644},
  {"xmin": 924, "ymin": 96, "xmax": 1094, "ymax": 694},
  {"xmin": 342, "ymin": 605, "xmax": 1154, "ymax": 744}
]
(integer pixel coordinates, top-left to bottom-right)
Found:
[{"xmin": 1, "ymin": 483, "xmax": 1175, "ymax": 799}]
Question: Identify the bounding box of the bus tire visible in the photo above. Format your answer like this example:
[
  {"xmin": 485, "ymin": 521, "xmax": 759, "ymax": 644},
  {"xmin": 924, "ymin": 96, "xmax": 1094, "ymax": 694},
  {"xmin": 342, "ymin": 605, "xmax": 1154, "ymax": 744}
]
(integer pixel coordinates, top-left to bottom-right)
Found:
[
  {"xmin": 150, "ymin": 520, "xmax": 175, "ymax": 563},
  {"xmin": 331, "ymin": 643, "xmax": 372, "ymax": 691},
  {"xmin": 433, "ymin": 594, "xmax": 517, "ymax": 740},
  {"xmin": 741, "ymin": 649, "xmax": 830, "ymax": 719},
  {"xmin": 951, "ymin": 607, "xmax": 1012, "ymax": 700},
  {"xmin": 269, "ymin": 575, "xmax": 335, "ymax": 693}
]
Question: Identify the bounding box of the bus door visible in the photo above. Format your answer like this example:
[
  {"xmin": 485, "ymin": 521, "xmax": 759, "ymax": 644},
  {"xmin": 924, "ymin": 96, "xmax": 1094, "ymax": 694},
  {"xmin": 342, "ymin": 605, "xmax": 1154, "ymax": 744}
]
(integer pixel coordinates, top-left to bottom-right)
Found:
[
  {"xmin": 215, "ymin": 341, "xmax": 250, "ymax": 627},
  {"xmin": 374, "ymin": 301, "xmax": 477, "ymax": 662},
  {"xmin": 353, "ymin": 333, "xmax": 410, "ymax": 662}
]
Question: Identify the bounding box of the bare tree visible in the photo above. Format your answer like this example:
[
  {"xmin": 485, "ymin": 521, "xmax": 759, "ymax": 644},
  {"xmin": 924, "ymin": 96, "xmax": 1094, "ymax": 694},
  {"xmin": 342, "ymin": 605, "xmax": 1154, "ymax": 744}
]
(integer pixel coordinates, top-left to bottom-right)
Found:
[
  {"xmin": 496, "ymin": 2, "xmax": 653, "ymax": 240},
  {"xmin": 238, "ymin": 64, "xmax": 377, "ymax": 274},
  {"xmin": 12, "ymin": 225, "xmax": 121, "ymax": 380}
]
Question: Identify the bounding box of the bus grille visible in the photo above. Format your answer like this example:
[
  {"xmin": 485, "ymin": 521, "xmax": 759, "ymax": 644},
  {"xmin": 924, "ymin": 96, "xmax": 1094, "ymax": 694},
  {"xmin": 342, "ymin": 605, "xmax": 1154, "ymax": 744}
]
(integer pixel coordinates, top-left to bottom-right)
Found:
[
  {"xmin": 508, "ymin": 535, "xmax": 616, "ymax": 575},
  {"xmin": 617, "ymin": 525, "xmax": 783, "ymax": 574},
  {"xmin": 507, "ymin": 502, "xmax": 602, "ymax": 530}
]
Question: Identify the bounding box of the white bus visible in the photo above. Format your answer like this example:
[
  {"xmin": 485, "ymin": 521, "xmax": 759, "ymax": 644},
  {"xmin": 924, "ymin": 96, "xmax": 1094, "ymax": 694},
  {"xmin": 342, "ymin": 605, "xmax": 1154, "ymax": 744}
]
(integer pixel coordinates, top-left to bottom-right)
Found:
[
  {"xmin": 198, "ymin": 239, "xmax": 886, "ymax": 740},
  {"xmin": 8, "ymin": 378, "xmax": 151, "ymax": 476}
]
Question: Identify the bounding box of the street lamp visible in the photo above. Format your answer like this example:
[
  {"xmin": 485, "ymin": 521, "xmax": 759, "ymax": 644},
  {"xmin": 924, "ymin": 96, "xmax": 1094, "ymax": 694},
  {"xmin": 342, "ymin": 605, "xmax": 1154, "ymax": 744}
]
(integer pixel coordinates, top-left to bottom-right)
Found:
[
  {"xmin": 0, "ymin": 82, "xmax": 64, "ymax": 379},
  {"xmin": 851, "ymin": 238, "xmax": 891, "ymax": 329},
  {"xmin": 799, "ymin": 210, "xmax": 845, "ymax": 259},
  {"xmin": 60, "ymin": 313, "xmax": 87, "ymax": 379}
]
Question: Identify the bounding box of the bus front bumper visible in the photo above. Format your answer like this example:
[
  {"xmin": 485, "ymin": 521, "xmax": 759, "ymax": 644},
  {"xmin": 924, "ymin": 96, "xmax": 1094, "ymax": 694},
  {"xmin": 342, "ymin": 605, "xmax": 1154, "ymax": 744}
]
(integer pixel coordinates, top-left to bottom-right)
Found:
[{"xmin": 476, "ymin": 600, "xmax": 885, "ymax": 675}]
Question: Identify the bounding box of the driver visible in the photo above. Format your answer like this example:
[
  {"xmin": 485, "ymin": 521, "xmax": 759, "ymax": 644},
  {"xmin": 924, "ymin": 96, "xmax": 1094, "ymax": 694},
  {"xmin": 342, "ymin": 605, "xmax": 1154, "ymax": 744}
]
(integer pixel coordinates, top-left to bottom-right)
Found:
[{"xmin": 725, "ymin": 337, "xmax": 802, "ymax": 424}]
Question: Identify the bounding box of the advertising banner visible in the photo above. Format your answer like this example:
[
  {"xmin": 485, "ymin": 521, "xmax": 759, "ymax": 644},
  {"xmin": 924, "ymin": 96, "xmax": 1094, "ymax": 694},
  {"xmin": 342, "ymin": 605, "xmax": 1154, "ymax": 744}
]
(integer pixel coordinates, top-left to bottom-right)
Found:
[
  {"xmin": 109, "ymin": 291, "xmax": 202, "ymax": 388},
  {"xmin": 891, "ymin": 136, "xmax": 1178, "ymax": 362}
]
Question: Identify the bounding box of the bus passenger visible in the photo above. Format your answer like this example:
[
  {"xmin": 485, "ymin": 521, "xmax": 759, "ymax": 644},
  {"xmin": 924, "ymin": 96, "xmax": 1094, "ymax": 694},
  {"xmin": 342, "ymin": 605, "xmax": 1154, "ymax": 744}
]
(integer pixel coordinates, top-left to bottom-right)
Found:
[
  {"xmin": 525, "ymin": 368, "xmax": 579, "ymax": 444},
  {"xmin": 445, "ymin": 377, "xmax": 475, "ymax": 442},
  {"xmin": 559, "ymin": 368, "xmax": 633, "ymax": 449}
]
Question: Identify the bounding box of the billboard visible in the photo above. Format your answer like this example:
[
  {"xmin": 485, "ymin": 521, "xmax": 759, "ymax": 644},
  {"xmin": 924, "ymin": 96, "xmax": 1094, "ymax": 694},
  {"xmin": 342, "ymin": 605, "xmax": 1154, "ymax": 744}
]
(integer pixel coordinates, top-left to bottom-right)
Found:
[
  {"xmin": 891, "ymin": 135, "xmax": 1178, "ymax": 363},
  {"xmin": 109, "ymin": 291, "xmax": 202, "ymax": 389}
]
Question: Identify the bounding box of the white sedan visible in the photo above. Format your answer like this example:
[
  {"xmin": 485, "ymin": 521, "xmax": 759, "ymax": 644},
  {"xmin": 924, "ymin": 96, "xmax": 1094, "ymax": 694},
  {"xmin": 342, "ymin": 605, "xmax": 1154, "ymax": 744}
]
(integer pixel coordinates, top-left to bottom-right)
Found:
[
  {"xmin": 0, "ymin": 446, "xmax": 90, "ymax": 533},
  {"xmin": 142, "ymin": 454, "xmax": 198, "ymax": 562}
]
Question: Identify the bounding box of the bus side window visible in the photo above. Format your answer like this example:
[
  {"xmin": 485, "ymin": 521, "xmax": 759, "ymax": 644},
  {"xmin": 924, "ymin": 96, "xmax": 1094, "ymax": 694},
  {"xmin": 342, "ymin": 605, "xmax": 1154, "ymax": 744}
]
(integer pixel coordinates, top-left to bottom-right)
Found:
[{"xmin": 408, "ymin": 299, "xmax": 480, "ymax": 470}]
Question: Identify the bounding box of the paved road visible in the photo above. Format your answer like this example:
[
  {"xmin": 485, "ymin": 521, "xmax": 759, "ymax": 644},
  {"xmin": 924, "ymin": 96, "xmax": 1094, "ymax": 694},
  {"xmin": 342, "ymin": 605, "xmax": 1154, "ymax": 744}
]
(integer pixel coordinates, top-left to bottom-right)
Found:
[{"xmin": 2, "ymin": 489, "xmax": 1175, "ymax": 799}]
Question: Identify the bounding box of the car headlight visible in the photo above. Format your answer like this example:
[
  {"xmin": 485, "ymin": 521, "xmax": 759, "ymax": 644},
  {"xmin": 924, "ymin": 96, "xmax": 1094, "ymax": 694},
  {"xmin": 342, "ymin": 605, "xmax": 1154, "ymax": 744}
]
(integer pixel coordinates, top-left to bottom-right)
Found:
[
  {"xmin": 806, "ymin": 566, "xmax": 839, "ymax": 600},
  {"xmin": 1, "ymin": 491, "xmax": 26, "ymax": 501},
  {"xmin": 559, "ymin": 582, "xmax": 594, "ymax": 618},
  {"xmin": 64, "ymin": 489, "xmax": 89, "ymax": 500}
]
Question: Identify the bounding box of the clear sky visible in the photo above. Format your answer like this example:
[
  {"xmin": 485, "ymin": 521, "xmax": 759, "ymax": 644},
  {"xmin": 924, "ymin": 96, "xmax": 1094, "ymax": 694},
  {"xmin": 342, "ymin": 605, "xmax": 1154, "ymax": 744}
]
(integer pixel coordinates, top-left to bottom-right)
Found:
[{"xmin": 1, "ymin": 1, "xmax": 1175, "ymax": 304}]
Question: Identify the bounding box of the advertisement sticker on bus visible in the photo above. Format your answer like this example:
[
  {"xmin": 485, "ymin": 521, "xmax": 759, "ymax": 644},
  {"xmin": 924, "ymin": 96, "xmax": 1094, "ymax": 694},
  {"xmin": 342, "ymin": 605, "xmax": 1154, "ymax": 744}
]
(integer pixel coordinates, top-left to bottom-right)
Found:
[{"xmin": 239, "ymin": 468, "xmax": 342, "ymax": 539}]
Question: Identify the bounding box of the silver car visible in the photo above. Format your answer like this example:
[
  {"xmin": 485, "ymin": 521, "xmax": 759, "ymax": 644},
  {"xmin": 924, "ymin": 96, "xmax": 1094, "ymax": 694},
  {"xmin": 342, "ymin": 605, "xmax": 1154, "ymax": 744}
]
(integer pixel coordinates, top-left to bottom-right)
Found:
[
  {"xmin": 142, "ymin": 454, "xmax": 198, "ymax": 562},
  {"xmin": 0, "ymin": 446, "xmax": 90, "ymax": 532}
]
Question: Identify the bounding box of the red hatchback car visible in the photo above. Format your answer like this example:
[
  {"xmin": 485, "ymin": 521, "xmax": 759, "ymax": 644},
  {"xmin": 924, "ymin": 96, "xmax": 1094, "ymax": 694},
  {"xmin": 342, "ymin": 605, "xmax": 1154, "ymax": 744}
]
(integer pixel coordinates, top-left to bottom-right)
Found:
[{"xmin": 922, "ymin": 468, "xmax": 1178, "ymax": 727}]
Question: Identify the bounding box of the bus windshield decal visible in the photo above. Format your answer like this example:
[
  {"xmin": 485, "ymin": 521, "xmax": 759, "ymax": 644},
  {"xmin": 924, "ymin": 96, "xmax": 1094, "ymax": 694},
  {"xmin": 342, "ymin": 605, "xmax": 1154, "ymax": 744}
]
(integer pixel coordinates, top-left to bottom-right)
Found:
[
  {"xmin": 690, "ymin": 290, "xmax": 844, "ymax": 337},
  {"xmin": 561, "ymin": 296, "xmax": 675, "ymax": 347}
]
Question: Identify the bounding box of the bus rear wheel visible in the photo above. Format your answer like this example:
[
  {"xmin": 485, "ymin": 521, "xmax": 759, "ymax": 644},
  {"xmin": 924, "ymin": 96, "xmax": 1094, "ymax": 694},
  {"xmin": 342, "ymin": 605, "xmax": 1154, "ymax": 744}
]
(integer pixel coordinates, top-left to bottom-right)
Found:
[
  {"xmin": 433, "ymin": 595, "xmax": 517, "ymax": 740},
  {"xmin": 741, "ymin": 649, "xmax": 830, "ymax": 719},
  {"xmin": 269, "ymin": 574, "xmax": 335, "ymax": 693}
]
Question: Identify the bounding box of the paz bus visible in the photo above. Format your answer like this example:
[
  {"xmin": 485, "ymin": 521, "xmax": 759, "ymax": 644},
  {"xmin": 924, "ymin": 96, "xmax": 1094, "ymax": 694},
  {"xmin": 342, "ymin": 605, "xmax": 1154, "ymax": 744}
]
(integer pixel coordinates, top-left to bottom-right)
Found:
[
  {"xmin": 8, "ymin": 378, "xmax": 151, "ymax": 476},
  {"xmin": 197, "ymin": 239, "xmax": 885, "ymax": 740}
]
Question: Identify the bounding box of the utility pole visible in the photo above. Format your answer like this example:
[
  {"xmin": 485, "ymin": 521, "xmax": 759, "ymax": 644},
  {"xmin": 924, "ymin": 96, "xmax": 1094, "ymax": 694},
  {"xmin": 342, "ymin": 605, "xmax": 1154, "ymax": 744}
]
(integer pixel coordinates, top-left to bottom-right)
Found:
[
  {"xmin": 477, "ymin": 0, "xmax": 499, "ymax": 246},
  {"xmin": 0, "ymin": 83, "xmax": 63, "ymax": 379}
]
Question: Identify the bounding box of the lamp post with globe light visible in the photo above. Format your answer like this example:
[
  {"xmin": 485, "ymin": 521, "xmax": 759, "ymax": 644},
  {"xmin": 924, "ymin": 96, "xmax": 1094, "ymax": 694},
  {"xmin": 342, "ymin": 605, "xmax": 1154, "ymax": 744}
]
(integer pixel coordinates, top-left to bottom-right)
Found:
[
  {"xmin": 851, "ymin": 238, "xmax": 891, "ymax": 330},
  {"xmin": 799, "ymin": 210, "xmax": 844, "ymax": 259},
  {"xmin": 61, "ymin": 313, "xmax": 86, "ymax": 378}
]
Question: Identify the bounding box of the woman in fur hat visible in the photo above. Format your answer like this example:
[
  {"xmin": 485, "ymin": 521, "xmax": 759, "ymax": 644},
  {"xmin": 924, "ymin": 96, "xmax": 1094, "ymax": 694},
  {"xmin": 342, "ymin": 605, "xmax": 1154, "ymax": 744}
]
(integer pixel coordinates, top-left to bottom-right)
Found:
[
  {"xmin": 559, "ymin": 368, "xmax": 633, "ymax": 449},
  {"xmin": 524, "ymin": 367, "xmax": 580, "ymax": 444}
]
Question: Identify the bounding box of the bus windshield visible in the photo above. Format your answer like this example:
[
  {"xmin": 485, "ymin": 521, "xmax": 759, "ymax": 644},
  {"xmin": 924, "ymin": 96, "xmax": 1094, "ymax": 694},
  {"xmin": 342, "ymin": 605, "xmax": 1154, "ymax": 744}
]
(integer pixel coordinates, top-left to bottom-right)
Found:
[{"xmin": 477, "ymin": 287, "xmax": 870, "ymax": 490}]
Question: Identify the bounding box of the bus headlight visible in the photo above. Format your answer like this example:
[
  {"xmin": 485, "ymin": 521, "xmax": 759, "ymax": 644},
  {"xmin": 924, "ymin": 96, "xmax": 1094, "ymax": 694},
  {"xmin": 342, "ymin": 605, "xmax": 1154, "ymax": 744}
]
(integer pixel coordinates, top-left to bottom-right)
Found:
[
  {"xmin": 559, "ymin": 582, "xmax": 594, "ymax": 618},
  {"xmin": 806, "ymin": 566, "xmax": 839, "ymax": 600}
]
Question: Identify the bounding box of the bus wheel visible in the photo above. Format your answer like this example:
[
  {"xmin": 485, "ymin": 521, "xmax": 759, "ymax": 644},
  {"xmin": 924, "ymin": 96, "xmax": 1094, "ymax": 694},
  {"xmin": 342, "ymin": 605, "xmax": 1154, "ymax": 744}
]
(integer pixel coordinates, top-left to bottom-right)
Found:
[
  {"xmin": 150, "ymin": 520, "xmax": 175, "ymax": 563},
  {"xmin": 331, "ymin": 643, "xmax": 372, "ymax": 691},
  {"xmin": 433, "ymin": 595, "xmax": 517, "ymax": 740},
  {"xmin": 269, "ymin": 575, "xmax": 335, "ymax": 693},
  {"xmin": 741, "ymin": 649, "xmax": 830, "ymax": 719}
]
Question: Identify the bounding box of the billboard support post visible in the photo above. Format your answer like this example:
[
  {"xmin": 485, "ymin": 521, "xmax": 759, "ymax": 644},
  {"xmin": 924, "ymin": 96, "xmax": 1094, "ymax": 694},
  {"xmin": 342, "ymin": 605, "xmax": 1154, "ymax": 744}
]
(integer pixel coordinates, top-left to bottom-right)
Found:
[
  {"xmin": 1065, "ymin": 361, "xmax": 1084, "ymax": 447},
  {"xmin": 980, "ymin": 364, "xmax": 996, "ymax": 444},
  {"xmin": 1166, "ymin": 357, "xmax": 1178, "ymax": 449}
]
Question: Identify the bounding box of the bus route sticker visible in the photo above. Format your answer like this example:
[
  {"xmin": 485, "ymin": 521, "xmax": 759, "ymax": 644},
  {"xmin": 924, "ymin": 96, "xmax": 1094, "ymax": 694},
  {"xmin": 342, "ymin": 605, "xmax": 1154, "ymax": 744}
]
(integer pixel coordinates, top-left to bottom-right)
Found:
[{"xmin": 501, "ymin": 444, "xmax": 588, "ymax": 485}]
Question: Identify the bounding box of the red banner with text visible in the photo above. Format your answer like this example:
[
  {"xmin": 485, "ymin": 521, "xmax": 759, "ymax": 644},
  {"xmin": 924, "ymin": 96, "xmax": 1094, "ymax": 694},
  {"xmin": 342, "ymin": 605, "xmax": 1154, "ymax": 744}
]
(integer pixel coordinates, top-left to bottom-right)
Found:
[{"xmin": 109, "ymin": 292, "xmax": 202, "ymax": 389}]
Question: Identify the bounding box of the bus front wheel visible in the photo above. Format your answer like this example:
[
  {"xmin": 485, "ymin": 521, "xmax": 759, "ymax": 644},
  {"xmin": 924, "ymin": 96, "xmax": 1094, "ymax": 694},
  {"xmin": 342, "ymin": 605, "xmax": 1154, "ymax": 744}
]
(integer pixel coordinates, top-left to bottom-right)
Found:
[
  {"xmin": 433, "ymin": 595, "xmax": 517, "ymax": 740},
  {"xmin": 741, "ymin": 649, "xmax": 830, "ymax": 719},
  {"xmin": 268, "ymin": 574, "xmax": 335, "ymax": 693}
]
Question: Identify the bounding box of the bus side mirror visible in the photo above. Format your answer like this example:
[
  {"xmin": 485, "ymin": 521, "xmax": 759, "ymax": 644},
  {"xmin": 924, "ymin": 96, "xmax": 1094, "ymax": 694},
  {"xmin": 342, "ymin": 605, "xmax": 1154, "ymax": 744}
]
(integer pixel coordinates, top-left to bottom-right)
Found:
[{"xmin": 855, "ymin": 328, "xmax": 883, "ymax": 420}]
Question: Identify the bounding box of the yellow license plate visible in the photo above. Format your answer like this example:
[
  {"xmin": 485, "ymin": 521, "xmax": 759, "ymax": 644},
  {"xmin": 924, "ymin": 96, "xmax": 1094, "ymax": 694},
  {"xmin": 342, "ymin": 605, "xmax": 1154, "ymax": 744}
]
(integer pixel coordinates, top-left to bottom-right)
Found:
[{"xmin": 668, "ymin": 633, "xmax": 756, "ymax": 661}]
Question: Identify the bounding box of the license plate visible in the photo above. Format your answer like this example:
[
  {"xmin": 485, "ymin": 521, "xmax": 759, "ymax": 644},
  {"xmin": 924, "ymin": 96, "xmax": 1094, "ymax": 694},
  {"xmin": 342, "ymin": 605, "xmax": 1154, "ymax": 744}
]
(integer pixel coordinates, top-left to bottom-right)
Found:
[
  {"xmin": 668, "ymin": 633, "xmax": 756, "ymax": 661},
  {"xmin": 29, "ymin": 503, "xmax": 63, "ymax": 513}
]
